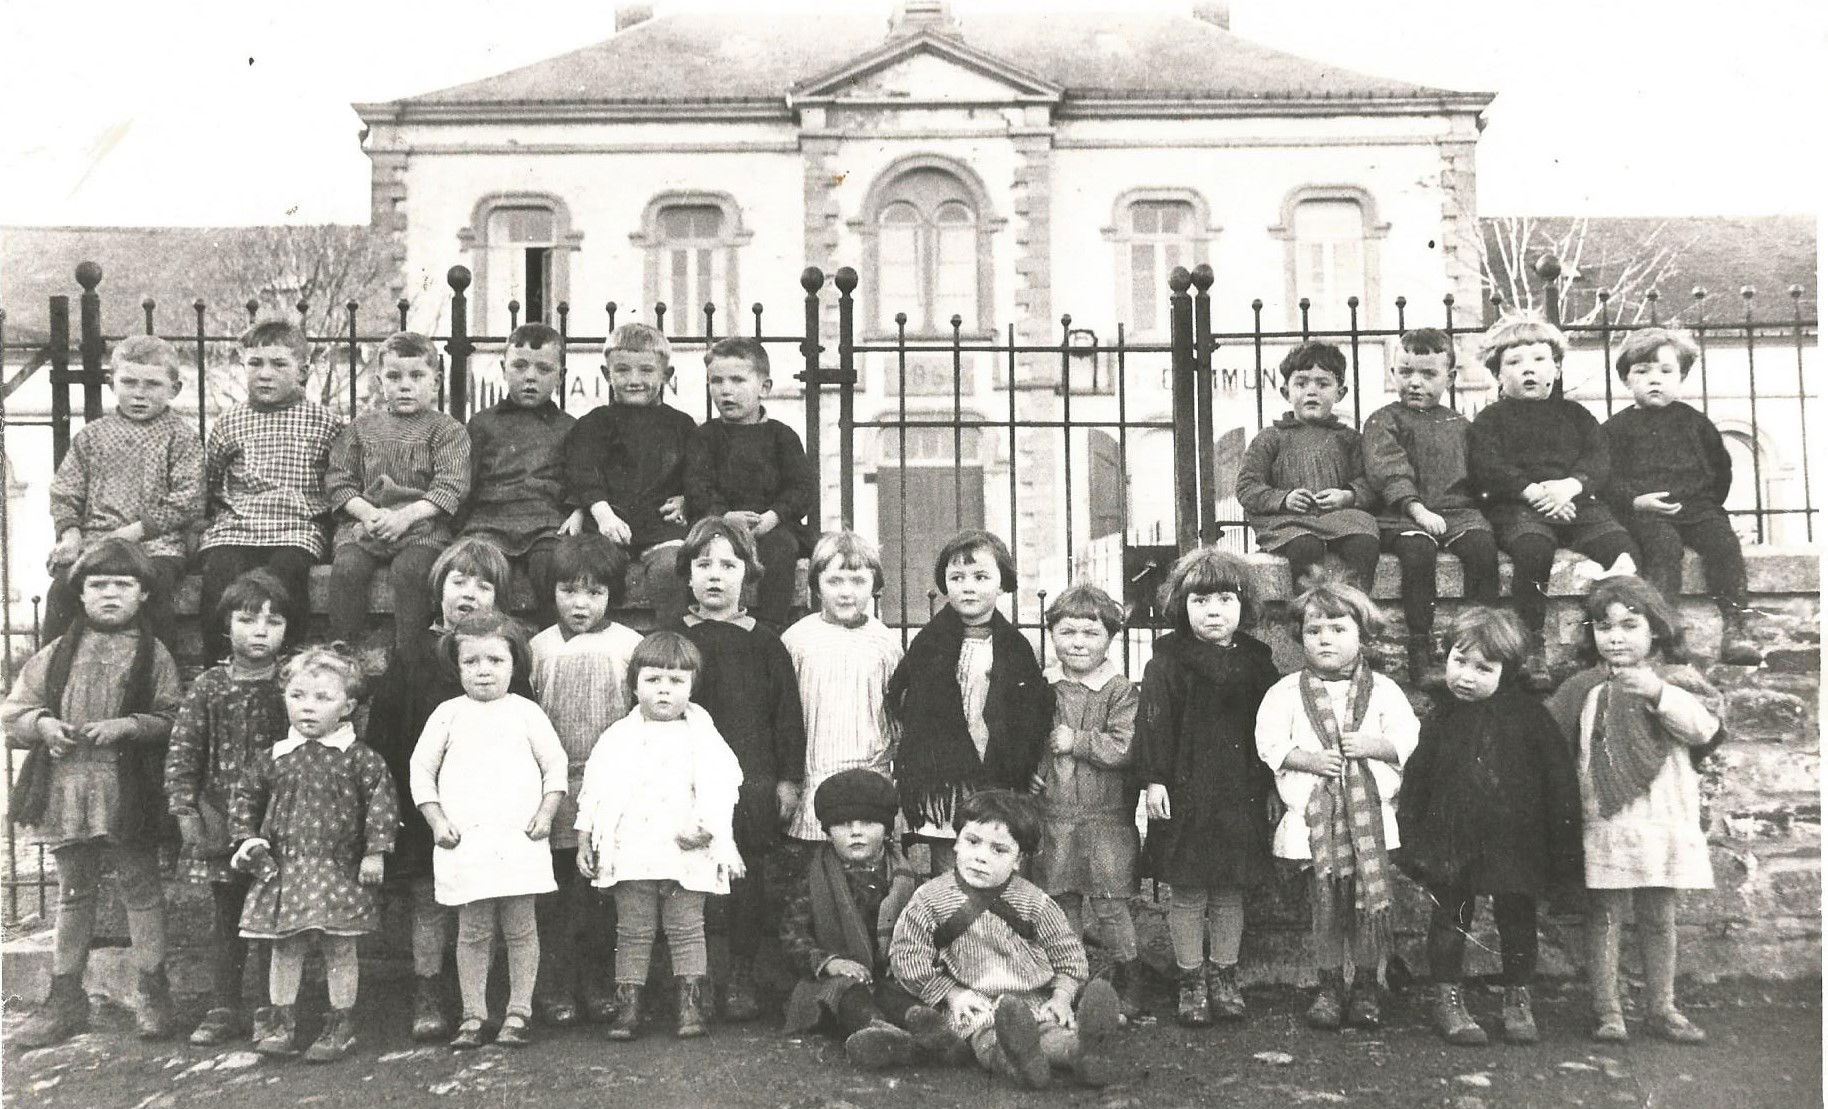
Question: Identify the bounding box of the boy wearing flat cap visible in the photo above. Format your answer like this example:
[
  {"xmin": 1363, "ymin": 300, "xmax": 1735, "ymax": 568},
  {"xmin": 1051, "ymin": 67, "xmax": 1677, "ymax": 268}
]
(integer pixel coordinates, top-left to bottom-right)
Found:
[{"xmin": 779, "ymin": 768, "xmax": 966, "ymax": 1069}]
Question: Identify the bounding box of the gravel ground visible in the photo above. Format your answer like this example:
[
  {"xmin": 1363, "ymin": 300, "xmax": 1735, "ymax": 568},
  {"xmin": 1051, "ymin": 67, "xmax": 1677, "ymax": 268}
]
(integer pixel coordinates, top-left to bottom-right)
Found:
[{"xmin": 4, "ymin": 977, "xmax": 1818, "ymax": 1109}]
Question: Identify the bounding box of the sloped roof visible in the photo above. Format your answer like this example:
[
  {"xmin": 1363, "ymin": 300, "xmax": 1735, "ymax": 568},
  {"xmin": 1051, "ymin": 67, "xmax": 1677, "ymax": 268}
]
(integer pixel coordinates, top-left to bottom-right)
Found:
[
  {"xmin": 380, "ymin": 10, "xmax": 1483, "ymax": 108},
  {"xmin": 1478, "ymin": 215, "xmax": 1817, "ymax": 328}
]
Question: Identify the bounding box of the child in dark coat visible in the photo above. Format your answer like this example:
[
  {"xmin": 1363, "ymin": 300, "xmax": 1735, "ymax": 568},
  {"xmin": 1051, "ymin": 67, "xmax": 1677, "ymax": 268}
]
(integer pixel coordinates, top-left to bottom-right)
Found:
[
  {"xmin": 885, "ymin": 530, "xmax": 1052, "ymax": 878},
  {"xmin": 779, "ymin": 769, "xmax": 963, "ymax": 1070},
  {"xmin": 1397, "ymin": 606, "xmax": 1581, "ymax": 1047},
  {"xmin": 1137, "ymin": 546, "xmax": 1280, "ymax": 1026}
]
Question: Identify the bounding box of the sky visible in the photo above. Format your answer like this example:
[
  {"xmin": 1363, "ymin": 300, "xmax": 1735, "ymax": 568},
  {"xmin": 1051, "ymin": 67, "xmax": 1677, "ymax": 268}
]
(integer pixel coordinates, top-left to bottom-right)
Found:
[{"xmin": 0, "ymin": 0, "xmax": 1823, "ymax": 227}]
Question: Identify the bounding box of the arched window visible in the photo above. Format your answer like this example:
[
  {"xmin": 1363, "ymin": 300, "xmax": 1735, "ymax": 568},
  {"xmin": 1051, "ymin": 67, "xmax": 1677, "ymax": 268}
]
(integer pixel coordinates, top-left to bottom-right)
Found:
[
  {"xmin": 858, "ymin": 158, "xmax": 1000, "ymax": 338},
  {"xmin": 631, "ymin": 192, "xmax": 752, "ymax": 332},
  {"xmin": 458, "ymin": 194, "xmax": 583, "ymax": 337},
  {"xmin": 1269, "ymin": 186, "xmax": 1388, "ymax": 332}
]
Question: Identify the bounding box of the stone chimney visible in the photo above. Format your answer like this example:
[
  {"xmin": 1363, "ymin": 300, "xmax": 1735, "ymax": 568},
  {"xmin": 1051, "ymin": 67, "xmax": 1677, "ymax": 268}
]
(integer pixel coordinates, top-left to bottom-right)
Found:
[
  {"xmin": 889, "ymin": 0, "xmax": 959, "ymax": 37},
  {"xmin": 1192, "ymin": 1, "xmax": 1230, "ymax": 30},
  {"xmin": 616, "ymin": 4, "xmax": 653, "ymax": 32}
]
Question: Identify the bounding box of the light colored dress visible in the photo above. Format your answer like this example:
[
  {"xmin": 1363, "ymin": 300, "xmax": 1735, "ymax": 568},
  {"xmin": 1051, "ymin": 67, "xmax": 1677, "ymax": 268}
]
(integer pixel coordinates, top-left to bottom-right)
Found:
[
  {"xmin": 781, "ymin": 613, "xmax": 902, "ymax": 842},
  {"xmin": 410, "ymin": 693, "xmax": 568, "ymax": 906},
  {"xmin": 1255, "ymin": 669, "xmax": 1420, "ymax": 861},
  {"xmin": 1575, "ymin": 681, "xmax": 1718, "ymax": 890},
  {"xmin": 530, "ymin": 621, "xmax": 645, "ymax": 849}
]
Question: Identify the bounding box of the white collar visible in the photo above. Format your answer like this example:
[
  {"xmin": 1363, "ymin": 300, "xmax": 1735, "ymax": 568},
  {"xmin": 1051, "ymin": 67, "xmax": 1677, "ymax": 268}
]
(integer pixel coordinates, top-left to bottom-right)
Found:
[
  {"xmin": 271, "ymin": 723, "xmax": 356, "ymax": 759},
  {"xmin": 1044, "ymin": 657, "xmax": 1122, "ymax": 690}
]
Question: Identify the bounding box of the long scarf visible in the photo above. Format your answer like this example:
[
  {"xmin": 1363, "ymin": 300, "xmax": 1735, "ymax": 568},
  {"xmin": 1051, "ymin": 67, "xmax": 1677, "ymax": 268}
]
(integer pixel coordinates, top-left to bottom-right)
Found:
[
  {"xmin": 46, "ymin": 617, "xmax": 162, "ymax": 842},
  {"xmin": 932, "ymin": 875, "xmax": 1040, "ymax": 950},
  {"xmin": 1546, "ymin": 663, "xmax": 1724, "ymax": 818},
  {"xmin": 1298, "ymin": 664, "xmax": 1391, "ymax": 957},
  {"xmin": 807, "ymin": 843, "xmax": 920, "ymax": 972}
]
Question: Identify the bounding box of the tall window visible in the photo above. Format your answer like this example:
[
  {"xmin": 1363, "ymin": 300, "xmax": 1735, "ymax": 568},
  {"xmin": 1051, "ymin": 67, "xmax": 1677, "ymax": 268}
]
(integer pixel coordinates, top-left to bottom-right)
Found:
[
  {"xmin": 1293, "ymin": 199, "xmax": 1366, "ymax": 331},
  {"xmin": 873, "ymin": 169, "xmax": 980, "ymax": 334},
  {"xmin": 658, "ymin": 205, "xmax": 726, "ymax": 326},
  {"xmin": 1123, "ymin": 200, "xmax": 1195, "ymax": 336},
  {"xmin": 487, "ymin": 203, "xmax": 556, "ymax": 327}
]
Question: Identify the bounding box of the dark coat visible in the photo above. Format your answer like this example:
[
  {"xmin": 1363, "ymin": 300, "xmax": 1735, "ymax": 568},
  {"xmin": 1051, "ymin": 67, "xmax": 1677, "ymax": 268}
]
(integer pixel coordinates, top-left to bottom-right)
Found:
[
  {"xmin": 1396, "ymin": 686, "xmax": 1583, "ymax": 895},
  {"xmin": 885, "ymin": 606, "xmax": 1051, "ymax": 831},
  {"xmin": 684, "ymin": 416, "xmax": 817, "ymax": 553},
  {"xmin": 1135, "ymin": 631, "xmax": 1281, "ymax": 888}
]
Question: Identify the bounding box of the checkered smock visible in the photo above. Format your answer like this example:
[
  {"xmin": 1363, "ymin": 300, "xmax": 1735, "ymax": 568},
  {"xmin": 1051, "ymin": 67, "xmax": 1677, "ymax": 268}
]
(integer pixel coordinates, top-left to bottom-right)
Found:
[
  {"xmin": 48, "ymin": 410, "xmax": 202, "ymax": 560},
  {"xmin": 201, "ymin": 400, "xmax": 346, "ymax": 556}
]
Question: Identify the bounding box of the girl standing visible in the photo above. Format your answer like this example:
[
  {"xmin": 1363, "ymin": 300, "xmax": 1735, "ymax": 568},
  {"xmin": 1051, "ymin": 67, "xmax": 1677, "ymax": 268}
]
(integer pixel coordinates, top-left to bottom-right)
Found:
[
  {"xmin": 232, "ymin": 646, "xmax": 399, "ymax": 1062},
  {"xmin": 1546, "ymin": 576, "xmax": 1722, "ymax": 1044},
  {"xmin": 576, "ymin": 631, "xmax": 744, "ymax": 1041},
  {"xmin": 1137, "ymin": 547, "xmax": 1280, "ymax": 1026},
  {"xmin": 411, "ymin": 612, "xmax": 568, "ymax": 1049},
  {"xmin": 1398, "ymin": 606, "xmax": 1582, "ymax": 1046},
  {"xmin": 164, "ymin": 569, "xmax": 293, "ymax": 1046},
  {"xmin": 5, "ymin": 539, "xmax": 183, "ymax": 1047}
]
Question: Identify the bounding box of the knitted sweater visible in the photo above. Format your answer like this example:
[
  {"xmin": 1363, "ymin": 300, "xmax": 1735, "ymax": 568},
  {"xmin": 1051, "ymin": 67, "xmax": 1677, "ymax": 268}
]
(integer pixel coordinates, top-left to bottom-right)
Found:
[
  {"xmin": 1469, "ymin": 395, "xmax": 1610, "ymax": 505},
  {"xmin": 1603, "ymin": 401, "xmax": 1734, "ymax": 522},
  {"xmin": 888, "ymin": 871, "xmax": 1087, "ymax": 1008}
]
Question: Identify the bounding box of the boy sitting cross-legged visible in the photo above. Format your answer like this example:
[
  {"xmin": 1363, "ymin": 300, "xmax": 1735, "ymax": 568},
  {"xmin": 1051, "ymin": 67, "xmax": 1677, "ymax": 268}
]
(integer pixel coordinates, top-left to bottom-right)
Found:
[
  {"xmin": 779, "ymin": 768, "xmax": 967, "ymax": 1070},
  {"xmin": 888, "ymin": 789, "xmax": 1122, "ymax": 1089}
]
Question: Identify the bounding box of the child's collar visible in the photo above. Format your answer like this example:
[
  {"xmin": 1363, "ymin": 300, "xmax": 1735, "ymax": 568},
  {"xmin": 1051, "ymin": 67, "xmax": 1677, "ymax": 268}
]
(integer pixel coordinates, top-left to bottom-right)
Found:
[
  {"xmin": 1044, "ymin": 656, "xmax": 1121, "ymax": 690},
  {"xmin": 684, "ymin": 607, "xmax": 755, "ymax": 631}
]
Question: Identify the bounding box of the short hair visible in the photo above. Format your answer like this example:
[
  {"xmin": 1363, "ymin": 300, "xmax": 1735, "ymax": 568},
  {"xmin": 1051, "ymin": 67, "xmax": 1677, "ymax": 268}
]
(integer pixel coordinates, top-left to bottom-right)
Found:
[
  {"xmin": 1277, "ymin": 340, "xmax": 1348, "ymax": 386},
  {"xmin": 1579, "ymin": 575, "xmax": 1687, "ymax": 664},
  {"xmin": 111, "ymin": 335, "xmax": 181, "ymax": 381},
  {"xmin": 703, "ymin": 336, "xmax": 770, "ymax": 378},
  {"xmin": 675, "ymin": 515, "xmax": 764, "ymax": 586},
  {"xmin": 932, "ymin": 529, "xmax": 1018, "ymax": 596},
  {"xmin": 428, "ymin": 535, "xmax": 511, "ymax": 597},
  {"xmin": 280, "ymin": 643, "xmax": 367, "ymax": 701},
  {"xmin": 67, "ymin": 536, "xmax": 159, "ymax": 591},
  {"xmin": 1045, "ymin": 582, "xmax": 1124, "ymax": 635},
  {"xmin": 1290, "ymin": 578, "xmax": 1384, "ymax": 638},
  {"xmin": 551, "ymin": 533, "xmax": 630, "ymax": 603},
  {"xmin": 605, "ymin": 322, "xmax": 671, "ymax": 363},
  {"xmin": 952, "ymin": 789, "xmax": 1042, "ymax": 856},
  {"xmin": 238, "ymin": 319, "xmax": 310, "ymax": 365},
  {"xmin": 1613, "ymin": 327, "xmax": 1700, "ymax": 381},
  {"xmin": 809, "ymin": 530, "xmax": 884, "ymax": 598},
  {"xmin": 1478, "ymin": 314, "xmax": 1567, "ymax": 373},
  {"xmin": 505, "ymin": 322, "xmax": 562, "ymax": 350},
  {"xmin": 624, "ymin": 629, "xmax": 704, "ymax": 705},
  {"xmin": 379, "ymin": 331, "xmax": 442, "ymax": 375},
  {"xmin": 1398, "ymin": 327, "xmax": 1456, "ymax": 370},
  {"xmin": 212, "ymin": 568, "xmax": 293, "ymax": 631},
  {"xmin": 1444, "ymin": 605, "xmax": 1528, "ymax": 674},
  {"xmin": 1158, "ymin": 545, "xmax": 1262, "ymax": 635},
  {"xmin": 438, "ymin": 611, "xmax": 533, "ymax": 687}
]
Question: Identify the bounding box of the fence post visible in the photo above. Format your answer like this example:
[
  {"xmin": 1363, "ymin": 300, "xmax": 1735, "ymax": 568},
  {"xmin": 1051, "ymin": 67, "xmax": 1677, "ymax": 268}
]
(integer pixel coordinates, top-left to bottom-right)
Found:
[
  {"xmin": 797, "ymin": 267, "xmax": 826, "ymax": 533},
  {"xmin": 1190, "ymin": 263, "xmax": 1219, "ymax": 543},
  {"xmin": 834, "ymin": 267, "xmax": 859, "ymax": 529},
  {"xmin": 77, "ymin": 262, "xmax": 105, "ymax": 422},
  {"xmin": 447, "ymin": 266, "xmax": 473, "ymax": 422},
  {"xmin": 49, "ymin": 293, "xmax": 72, "ymax": 465},
  {"xmin": 1167, "ymin": 266, "xmax": 1198, "ymax": 552}
]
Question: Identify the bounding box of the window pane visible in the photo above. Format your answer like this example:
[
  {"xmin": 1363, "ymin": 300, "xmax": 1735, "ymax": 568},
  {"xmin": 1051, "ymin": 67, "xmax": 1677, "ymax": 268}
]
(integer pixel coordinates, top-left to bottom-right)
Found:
[
  {"xmin": 1294, "ymin": 199, "xmax": 1363, "ymax": 239},
  {"xmin": 935, "ymin": 201, "xmax": 974, "ymax": 226},
  {"xmin": 881, "ymin": 202, "xmax": 921, "ymax": 226},
  {"xmin": 670, "ymin": 249, "xmax": 690, "ymax": 315},
  {"xmin": 935, "ymin": 223, "xmax": 976, "ymax": 327},
  {"xmin": 1131, "ymin": 205, "xmax": 1158, "ymax": 235},
  {"xmin": 879, "ymin": 223, "xmax": 921, "ymax": 330},
  {"xmin": 1130, "ymin": 244, "xmax": 1156, "ymax": 331},
  {"xmin": 695, "ymin": 248, "xmax": 715, "ymax": 315},
  {"xmin": 660, "ymin": 204, "xmax": 724, "ymax": 241},
  {"xmin": 489, "ymin": 205, "xmax": 554, "ymax": 245}
]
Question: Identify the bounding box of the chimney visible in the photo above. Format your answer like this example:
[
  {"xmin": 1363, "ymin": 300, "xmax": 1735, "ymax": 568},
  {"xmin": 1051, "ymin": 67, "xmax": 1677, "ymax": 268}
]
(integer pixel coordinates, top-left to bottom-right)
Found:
[
  {"xmin": 616, "ymin": 4, "xmax": 653, "ymax": 32},
  {"xmin": 889, "ymin": 0, "xmax": 959, "ymax": 37},
  {"xmin": 1192, "ymin": 1, "xmax": 1229, "ymax": 30}
]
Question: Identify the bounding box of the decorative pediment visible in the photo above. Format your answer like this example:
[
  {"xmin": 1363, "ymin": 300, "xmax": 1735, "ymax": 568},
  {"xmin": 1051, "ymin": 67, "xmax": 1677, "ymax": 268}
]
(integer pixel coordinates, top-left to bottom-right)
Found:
[{"xmin": 791, "ymin": 30, "xmax": 1062, "ymax": 106}]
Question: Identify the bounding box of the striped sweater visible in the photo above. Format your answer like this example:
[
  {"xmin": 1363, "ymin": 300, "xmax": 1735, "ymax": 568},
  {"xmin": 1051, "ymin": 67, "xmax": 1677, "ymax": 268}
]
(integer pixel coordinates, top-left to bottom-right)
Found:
[{"xmin": 888, "ymin": 871, "xmax": 1087, "ymax": 1008}]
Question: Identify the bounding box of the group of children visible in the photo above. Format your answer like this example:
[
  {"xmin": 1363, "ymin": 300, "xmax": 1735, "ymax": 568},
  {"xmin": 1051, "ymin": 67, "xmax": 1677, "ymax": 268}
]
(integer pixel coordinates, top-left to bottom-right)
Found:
[{"xmin": 5, "ymin": 311, "xmax": 1739, "ymax": 1088}]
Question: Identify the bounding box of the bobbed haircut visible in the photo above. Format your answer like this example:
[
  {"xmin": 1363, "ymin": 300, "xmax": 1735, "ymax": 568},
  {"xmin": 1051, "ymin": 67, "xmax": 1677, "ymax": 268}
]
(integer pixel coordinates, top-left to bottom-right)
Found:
[
  {"xmin": 624, "ymin": 629, "xmax": 704, "ymax": 705},
  {"xmin": 1579, "ymin": 574, "xmax": 1687, "ymax": 665},
  {"xmin": 1277, "ymin": 340, "xmax": 1348, "ymax": 385},
  {"xmin": 809, "ymin": 529, "xmax": 884, "ymax": 598},
  {"xmin": 932, "ymin": 529, "xmax": 1018, "ymax": 596},
  {"xmin": 1158, "ymin": 545, "xmax": 1262, "ymax": 635},
  {"xmin": 379, "ymin": 331, "xmax": 442, "ymax": 375},
  {"xmin": 551, "ymin": 532, "xmax": 630, "ymax": 604},
  {"xmin": 675, "ymin": 515, "xmax": 764, "ymax": 586},
  {"xmin": 505, "ymin": 322, "xmax": 562, "ymax": 350},
  {"xmin": 212, "ymin": 568, "xmax": 293, "ymax": 631},
  {"xmin": 438, "ymin": 611, "xmax": 533, "ymax": 687},
  {"xmin": 1444, "ymin": 605, "xmax": 1528, "ymax": 675},
  {"xmin": 1045, "ymin": 582, "xmax": 1125, "ymax": 635},
  {"xmin": 953, "ymin": 788, "xmax": 1042, "ymax": 857},
  {"xmin": 67, "ymin": 536, "xmax": 159, "ymax": 591},
  {"xmin": 605, "ymin": 322, "xmax": 671, "ymax": 363},
  {"xmin": 111, "ymin": 335, "xmax": 182, "ymax": 380},
  {"xmin": 428, "ymin": 535, "xmax": 511, "ymax": 597},
  {"xmin": 1478, "ymin": 314, "xmax": 1567, "ymax": 373},
  {"xmin": 238, "ymin": 319, "xmax": 310, "ymax": 365},
  {"xmin": 1398, "ymin": 327, "xmax": 1456, "ymax": 369},
  {"xmin": 1613, "ymin": 327, "xmax": 1700, "ymax": 381},
  {"xmin": 1289, "ymin": 578, "xmax": 1384, "ymax": 638},
  {"xmin": 703, "ymin": 336, "xmax": 770, "ymax": 377},
  {"xmin": 281, "ymin": 643, "xmax": 367, "ymax": 701}
]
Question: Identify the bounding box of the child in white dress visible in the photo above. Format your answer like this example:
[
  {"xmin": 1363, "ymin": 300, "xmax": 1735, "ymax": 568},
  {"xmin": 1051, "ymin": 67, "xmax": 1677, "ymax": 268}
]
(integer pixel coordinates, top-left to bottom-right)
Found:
[{"xmin": 410, "ymin": 612, "xmax": 568, "ymax": 1050}]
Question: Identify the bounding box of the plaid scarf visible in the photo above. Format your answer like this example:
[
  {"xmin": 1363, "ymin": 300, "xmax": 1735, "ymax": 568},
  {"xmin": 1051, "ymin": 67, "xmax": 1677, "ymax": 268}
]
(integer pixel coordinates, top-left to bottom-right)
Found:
[{"xmin": 1298, "ymin": 665, "xmax": 1392, "ymax": 958}]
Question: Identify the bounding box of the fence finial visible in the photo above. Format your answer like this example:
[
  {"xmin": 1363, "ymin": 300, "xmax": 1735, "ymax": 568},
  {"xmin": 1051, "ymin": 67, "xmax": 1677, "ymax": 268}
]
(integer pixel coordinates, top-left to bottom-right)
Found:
[
  {"xmin": 1532, "ymin": 253, "xmax": 1562, "ymax": 284},
  {"xmin": 835, "ymin": 267, "xmax": 859, "ymax": 295},
  {"xmin": 800, "ymin": 267, "xmax": 825, "ymax": 294},
  {"xmin": 75, "ymin": 261, "xmax": 102, "ymax": 291},
  {"xmin": 1190, "ymin": 263, "xmax": 1214, "ymax": 292},
  {"xmin": 447, "ymin": 266, "xmax": 472, "ymax": 293},
  {"xmin": 1168, "ymin": 267, "xmax": 1192, "ymax": 294}
]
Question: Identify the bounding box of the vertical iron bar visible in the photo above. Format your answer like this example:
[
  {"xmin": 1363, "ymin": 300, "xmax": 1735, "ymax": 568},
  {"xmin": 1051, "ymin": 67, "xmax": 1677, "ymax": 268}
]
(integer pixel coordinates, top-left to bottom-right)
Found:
[
  {"xmin": 1442, "ymin": 294, "xmax": 1457, "ymax": 411},
  {"xmin": 1114, "ymin": 322, "xmax": 1131, "ymax": 675},
  {"xmin": 446, "ymin": 267, "xmax": 473, "ymax": 422},
  {"xmin": 556, "ymin": 301, "xmax": 571, "ymax": 413},
  {"xmin": 1345, "ymin": 295, "xmax": 1362, "ymax": 426},
  {"xmin": 1168, "ymin": 267, "xmax": 1197, "ymax": 552},
  {"xmin": 1742, "ymin": 288, "xmax": 1764, "ymax": 542},
  {"xmin": 1191, "ymin": 266, "xmax": 1217, "ymax": 543},
  {"xmin": 0, "ymin": 303, "xmax": 12, "ymax": 923},
  {"xmin": 753, "ymin": 303, "xmax": 764, "ymax": 340},
  {"xmin": 896, "ymin": 315, "xmax": 910, "ymax": 642},
  {"xmin": 835, "ymin": 269, "xmax": 858, "ymax": 529},
  {"xmin": 142, "ymin": 298, "xmax": 155, "ymax": 335},
  {"xmin": 397, "ymin": 298, "xmax": 410, "ymax": 332},
  {"xmin": 49, "ymin": 294, "xmax": 72, "ymax": 464},
  {"xmin": 951, "ymin": 315, "xmax": 963, "ymax": 523},
  {"xmin": 194, "ymin": 300, "xmax": 208, "ymax": 445},
  {"xmin": 1692, "ymin": 290, "xmax": 1710, "ymax": 415},
  {"xmin": 346, "ymin": 300, "xmax": 359, "ymax": 420},
  {"xmin": 1005, "ymin": 321, "xmax": 1018, "ymax": 628},
  {"xmin": 1298, "ymin": 298, "xmax": 1310, "ymax": 341},
  {"xmin": 1790, "ymin": 286, "xmax": 1813, "ymax": 541},
  {"xmin": 1251, "ymin": 299, "xmax": 1265, "ymax": 432},
  {"xmin": 77, "ymin": 262, "xmax": 104, "ymax": 422},
  {"xmin": 703, "ymin": 302, "xmax": 717, "ymax": 422},
  {"xmin": 1060, "ymin": 314, "xmax": 1075, "ymax": 576},
  {"xmin": 798, "ymin": 268, "xmax": 825, "ymax": 537},
  {"xmin": 1598, "ymin": 290, "xmax": 1616, "ymax": 413}
]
